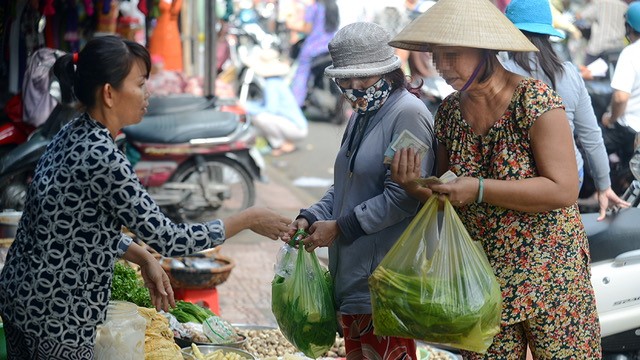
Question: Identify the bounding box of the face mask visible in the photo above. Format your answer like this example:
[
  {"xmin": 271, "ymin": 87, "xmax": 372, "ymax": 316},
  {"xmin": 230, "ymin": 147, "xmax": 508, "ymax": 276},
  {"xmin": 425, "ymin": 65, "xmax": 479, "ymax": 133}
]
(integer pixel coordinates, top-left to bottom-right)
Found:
[{"xmin": 337, "ymin": 78, "xmax": 391, "ymax": 114}]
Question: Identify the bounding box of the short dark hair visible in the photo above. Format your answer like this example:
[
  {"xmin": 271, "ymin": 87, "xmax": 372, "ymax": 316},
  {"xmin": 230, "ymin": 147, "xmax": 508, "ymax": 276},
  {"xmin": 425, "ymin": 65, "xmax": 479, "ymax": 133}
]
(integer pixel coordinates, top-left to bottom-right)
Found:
[{"xmin": 53, "ymin": 36, "xmax": 151, "ymax": 109}]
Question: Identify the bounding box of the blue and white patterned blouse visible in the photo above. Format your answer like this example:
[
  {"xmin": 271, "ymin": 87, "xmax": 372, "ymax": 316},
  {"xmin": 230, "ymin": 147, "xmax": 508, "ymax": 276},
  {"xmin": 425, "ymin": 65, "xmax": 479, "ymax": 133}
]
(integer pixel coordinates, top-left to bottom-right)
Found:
[{"xmin": 0, "ymin": 113, "xmax": 225, "ymax": 346}]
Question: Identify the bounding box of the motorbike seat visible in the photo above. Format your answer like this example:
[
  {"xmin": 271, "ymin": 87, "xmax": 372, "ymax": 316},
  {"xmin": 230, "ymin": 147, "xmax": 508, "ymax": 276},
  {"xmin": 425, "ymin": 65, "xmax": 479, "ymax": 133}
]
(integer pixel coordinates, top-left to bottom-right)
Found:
[
  {"xmin": 582, "ymin": 208, "xmax": 640, "ymax": 263},
  {"xmin": 123, "ymin": 109, "xmax": 239, "ymax": 144},
  {"xmin": 145, "ymin": 96, "xmax": 217, "ymax": 116},
  {"xmin": 0, "ymin": 131, "xmax": 49, "ymax": 176}
]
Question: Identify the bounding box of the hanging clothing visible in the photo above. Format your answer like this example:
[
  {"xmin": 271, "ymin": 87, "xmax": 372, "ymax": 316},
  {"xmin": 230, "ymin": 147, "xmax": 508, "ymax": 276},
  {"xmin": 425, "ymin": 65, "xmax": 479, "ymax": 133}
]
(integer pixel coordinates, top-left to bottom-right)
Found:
[{"xmin": 149, "ymin": 0, "xmax": 183, "ymax": 72}]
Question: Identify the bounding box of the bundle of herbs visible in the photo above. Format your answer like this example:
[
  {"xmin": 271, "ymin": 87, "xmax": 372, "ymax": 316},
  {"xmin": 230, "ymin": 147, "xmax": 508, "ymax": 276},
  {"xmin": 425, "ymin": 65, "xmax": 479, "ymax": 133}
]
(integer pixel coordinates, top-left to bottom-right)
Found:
[
  {"xmin": 111, "ymin": 262, "xmax": 152, "ymax": 308},
  {"xmin": 271, "ymin": 243, "xmax": 337, "ymax": 358}
]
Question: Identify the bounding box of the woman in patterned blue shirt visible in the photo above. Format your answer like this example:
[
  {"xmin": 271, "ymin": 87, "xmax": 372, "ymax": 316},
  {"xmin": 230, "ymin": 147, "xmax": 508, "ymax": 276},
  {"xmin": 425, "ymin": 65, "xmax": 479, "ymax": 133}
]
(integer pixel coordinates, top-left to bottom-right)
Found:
[{"xmin": 0, "ymin": 36, "xmax": 291, "ymax": 360}]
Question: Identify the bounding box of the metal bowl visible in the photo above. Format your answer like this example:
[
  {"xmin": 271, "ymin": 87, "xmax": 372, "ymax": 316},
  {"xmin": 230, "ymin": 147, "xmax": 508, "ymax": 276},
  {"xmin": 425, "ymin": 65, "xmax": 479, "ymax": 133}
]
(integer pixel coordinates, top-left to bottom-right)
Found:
[
  {"xmin": 181, "ymin": 345, "xmax": 256, "ymax": 360},
  {"xmin": 0, "ymin": 211, "xmax": 21, "ymax": 239}
]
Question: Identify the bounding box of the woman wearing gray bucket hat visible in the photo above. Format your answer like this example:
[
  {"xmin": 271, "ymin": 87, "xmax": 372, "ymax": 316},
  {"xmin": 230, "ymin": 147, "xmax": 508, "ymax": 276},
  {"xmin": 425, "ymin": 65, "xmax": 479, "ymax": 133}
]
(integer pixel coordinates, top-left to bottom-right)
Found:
[
  {"xmin": 503, "ymin": 0, "xmax": 630, "ymax": 221},
  {"xmin": 287, "ymin": 21, "xmax": 436, "ymax": 358},
  {"xmin": 389, "ymin": 0, "xmax": 601, "ymax": 358}
]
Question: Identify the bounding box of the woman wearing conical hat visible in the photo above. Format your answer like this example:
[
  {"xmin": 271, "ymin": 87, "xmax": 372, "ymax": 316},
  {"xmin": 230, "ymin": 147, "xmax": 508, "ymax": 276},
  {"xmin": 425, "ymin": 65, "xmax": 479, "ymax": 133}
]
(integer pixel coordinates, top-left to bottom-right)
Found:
[{"xmin": 389, "ymin": 0, "xmax": 601, "ymax": 358}]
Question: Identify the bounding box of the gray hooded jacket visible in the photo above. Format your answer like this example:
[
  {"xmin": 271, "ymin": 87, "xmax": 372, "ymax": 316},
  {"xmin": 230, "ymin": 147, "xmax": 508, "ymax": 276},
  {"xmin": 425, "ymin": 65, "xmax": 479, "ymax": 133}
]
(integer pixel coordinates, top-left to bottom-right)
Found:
[{"xmin": 299, "ymin": 87, "xmax": 436, "ymax": 314}]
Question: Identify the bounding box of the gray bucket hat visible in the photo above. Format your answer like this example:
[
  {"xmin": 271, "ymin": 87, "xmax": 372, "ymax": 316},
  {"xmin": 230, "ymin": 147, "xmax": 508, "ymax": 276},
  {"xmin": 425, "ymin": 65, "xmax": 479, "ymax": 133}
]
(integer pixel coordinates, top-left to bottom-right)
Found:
[{"xmin": 324, "ymin": 22, "xmax": 402, "ymax": 79}]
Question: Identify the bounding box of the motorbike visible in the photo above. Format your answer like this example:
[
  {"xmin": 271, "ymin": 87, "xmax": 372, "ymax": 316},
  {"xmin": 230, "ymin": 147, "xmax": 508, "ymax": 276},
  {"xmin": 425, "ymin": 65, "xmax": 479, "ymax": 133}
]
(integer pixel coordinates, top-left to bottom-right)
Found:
[
  {"xmin": 301, "ymin": 52, "xmax": 348, "ymax": 125},
  {"xmin": 0, "ymin": 96, "xmax": 264, "ymax": 223},
  {"xmin": 120, "ymin": 96, "xmax": 264, "ymax": 222},
  {"xmin": 0, "ymin": 101, "xmax": 77, "ymax": 211},
  {"xmin": 0, "ymin": 95, "xmax": 36, "ymax": 158},
  {"xmin": 580, "ymin": 145, "xmax": 640, "ymax": 359}
]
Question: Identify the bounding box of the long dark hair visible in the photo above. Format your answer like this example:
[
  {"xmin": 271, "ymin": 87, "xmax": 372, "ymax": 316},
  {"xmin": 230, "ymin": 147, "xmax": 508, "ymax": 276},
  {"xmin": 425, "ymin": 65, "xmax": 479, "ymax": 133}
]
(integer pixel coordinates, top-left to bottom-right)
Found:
[
  {"xmin": 53, "ymin": 36, "xmax": 151, "ymax": 110},
  {"xmin": 510, "ymin": 31, "xmax": 564, "ymax": 89},
  {"xmin": 318, "ymin": 0, "xmax": 340, "ymax": 33}
]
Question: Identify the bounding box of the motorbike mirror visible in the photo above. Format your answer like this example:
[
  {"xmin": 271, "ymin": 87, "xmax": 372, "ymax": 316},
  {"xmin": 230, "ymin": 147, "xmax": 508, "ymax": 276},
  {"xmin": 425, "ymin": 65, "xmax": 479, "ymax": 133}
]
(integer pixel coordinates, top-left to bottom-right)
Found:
[{"xmin": 49, "ymin": 80, "xmax": 61, "ymax": 103}]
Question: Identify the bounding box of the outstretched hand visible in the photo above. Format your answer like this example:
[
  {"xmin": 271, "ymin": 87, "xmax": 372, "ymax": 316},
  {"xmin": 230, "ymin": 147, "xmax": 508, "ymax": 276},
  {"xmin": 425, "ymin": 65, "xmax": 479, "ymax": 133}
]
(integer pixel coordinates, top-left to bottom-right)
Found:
[
  {"xmin": 139, "ymin": 259, "xmax": 176, "ymax": 312},
  {"xmin": 247, "ymin": 207, "xmax": 293, "ymax": 240},
  {"xmin": 597, "ymin": 187, "xmax": 631, "ymax": 221}
]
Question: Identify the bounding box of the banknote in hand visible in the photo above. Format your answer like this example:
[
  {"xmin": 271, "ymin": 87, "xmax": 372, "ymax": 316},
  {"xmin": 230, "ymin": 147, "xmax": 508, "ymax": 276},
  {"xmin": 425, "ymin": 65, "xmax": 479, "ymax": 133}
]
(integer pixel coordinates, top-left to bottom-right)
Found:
[{"xmin": 383, "ymin": 129, "xmax": 430, "ymax": 164}]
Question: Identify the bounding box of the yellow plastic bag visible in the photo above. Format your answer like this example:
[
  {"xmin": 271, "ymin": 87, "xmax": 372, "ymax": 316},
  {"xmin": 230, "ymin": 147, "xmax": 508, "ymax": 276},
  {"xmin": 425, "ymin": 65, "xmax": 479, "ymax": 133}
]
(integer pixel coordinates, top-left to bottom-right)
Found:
[{"xmin": 369, "ymin": 196, "xmax": 502, "ymax": 353}]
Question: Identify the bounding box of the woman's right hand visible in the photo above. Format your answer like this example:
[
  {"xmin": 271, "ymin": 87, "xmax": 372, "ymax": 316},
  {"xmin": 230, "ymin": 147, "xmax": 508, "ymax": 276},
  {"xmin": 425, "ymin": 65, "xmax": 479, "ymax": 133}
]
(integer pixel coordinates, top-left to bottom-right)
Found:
[
  {"xmin": 223, "ymin": 206, "xmax": 292, "ymax": 240},
  {"xmin": 284, "ymin": 217, "xmax": 309, "ymax": 242},
  {"xmin": 391, "ymin": 147, "xmax": 432, "ymax": 202},
  {"xmin": 247, "ymin": 207, "xmax": 292, "ymax": 240}
]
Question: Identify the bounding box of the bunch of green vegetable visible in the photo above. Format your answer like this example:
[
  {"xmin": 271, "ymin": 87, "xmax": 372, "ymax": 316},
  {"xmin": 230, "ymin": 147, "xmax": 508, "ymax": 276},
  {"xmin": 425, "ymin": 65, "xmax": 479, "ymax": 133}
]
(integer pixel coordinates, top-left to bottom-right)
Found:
[
  {"xmin": 370, "ymin": 267, "xmax": 501, "ymax": 352},
  {"xmin": 110, "ymin": 262, "xmax": 152, "ymax": 308},
  {"xmin": 169, "ymin": 301, "xmax": 216, "ymax": 323},
  {"xmin": 272, "ymin": 245, "xmax": 337, "ymax": 358},
  {"xmin": 368, "ymin": 196, "xmax": 502, "ymax": 353}
]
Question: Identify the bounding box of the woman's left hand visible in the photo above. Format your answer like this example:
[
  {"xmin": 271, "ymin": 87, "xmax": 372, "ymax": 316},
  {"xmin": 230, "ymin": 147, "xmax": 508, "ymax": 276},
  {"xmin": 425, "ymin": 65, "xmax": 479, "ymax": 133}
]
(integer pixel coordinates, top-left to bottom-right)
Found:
[
  {"xmin": 139, "ymin": 259, "xmax": 176, "ymax": 312},
  {"xmin": 302, "ymin": 220, "xmax": 339, "ymax": 252},
  {"xmin": 391, "ymin": 147, "xmax": 432, "ymax": 202},
  {"xmin": 429, "ymin": 176, "xmax": 480, "ymax": 207},
  {"xmin": 597, "ymin": 187, "xmax": 631, "ymax": 221}
]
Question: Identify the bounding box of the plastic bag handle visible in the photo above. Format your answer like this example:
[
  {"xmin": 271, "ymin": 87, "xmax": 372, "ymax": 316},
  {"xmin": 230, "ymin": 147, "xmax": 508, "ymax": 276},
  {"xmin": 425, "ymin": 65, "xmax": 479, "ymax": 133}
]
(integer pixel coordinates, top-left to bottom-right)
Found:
[{"xmin": 289, "ymin": 228, "xmax": 308, "ymax": 247}]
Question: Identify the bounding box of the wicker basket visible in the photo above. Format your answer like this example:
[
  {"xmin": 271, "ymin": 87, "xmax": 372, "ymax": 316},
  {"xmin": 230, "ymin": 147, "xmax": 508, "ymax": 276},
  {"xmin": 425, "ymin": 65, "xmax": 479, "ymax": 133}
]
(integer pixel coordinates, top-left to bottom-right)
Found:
[{"xmin": 161, "ymin": 250, "xmax": 235, "ymax": 290}]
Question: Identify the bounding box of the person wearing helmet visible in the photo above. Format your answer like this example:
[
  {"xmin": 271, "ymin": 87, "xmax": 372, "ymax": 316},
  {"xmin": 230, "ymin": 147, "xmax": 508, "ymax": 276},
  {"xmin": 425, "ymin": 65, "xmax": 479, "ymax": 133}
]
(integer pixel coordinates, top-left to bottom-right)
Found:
[{"xmin": 602, "ymin": 1, "xmax": 640, "ymax": 181}]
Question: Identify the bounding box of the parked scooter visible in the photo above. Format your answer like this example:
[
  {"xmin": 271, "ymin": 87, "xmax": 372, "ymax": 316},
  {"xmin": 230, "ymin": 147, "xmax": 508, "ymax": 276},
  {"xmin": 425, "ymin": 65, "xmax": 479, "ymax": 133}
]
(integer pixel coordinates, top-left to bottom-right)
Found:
[
  {"xmin": 120, "ymin": 96, "xmax": 264, "ymax": 222},
  {"xmin": 0, "ymin": 103, "xmax": 35, "ymax": 158},
  {"xmin": 0, "ymin": 96, "xmax": 264, "ymax": 223},
  {"xmin": 0, "ymin": 102, "xmax": 77, "ymax": 211},
  {"xmin": 581, "ymin": 145, "xmax": 640, "ymax": 359}
]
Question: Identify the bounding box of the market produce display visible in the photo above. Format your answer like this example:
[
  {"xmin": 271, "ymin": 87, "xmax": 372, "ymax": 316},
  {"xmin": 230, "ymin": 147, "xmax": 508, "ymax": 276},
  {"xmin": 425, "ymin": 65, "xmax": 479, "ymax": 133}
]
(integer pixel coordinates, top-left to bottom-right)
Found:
[
  {"xmin": 111, "ymin": 262, "xmax": 152, "ymax": 308},
  {"xmin": 137, "ymin": 307, "xmax": 183, "ymax": 360},
  {"xmin": 170, "ymin": 301, "xmax": 218, "ymax": 324},
  {"xmin": 187, "ymin": 344, "xmax": 253, "ymax": 360}
]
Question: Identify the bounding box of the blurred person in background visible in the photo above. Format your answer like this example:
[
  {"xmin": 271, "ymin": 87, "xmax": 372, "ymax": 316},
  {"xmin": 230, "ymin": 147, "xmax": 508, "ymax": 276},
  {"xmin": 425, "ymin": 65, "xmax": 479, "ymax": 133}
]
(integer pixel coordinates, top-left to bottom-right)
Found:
[
  {"xmin": 601, "ymin": 1, "xmax": 640, "ymax": 182},
  {"xmin": 287, "ymin": 0, "xmax": 340, "ymax": 107},
  {"xmin": 503, "ymin": 0, "xmax": 630, "ymax": 219},
  {"xmin": 576, "ymin": 0, "xmax": 629, "ymax": 65},
  {"xmin": 243, "ymin": 49, "xmax": 308, "ymax": 156}
]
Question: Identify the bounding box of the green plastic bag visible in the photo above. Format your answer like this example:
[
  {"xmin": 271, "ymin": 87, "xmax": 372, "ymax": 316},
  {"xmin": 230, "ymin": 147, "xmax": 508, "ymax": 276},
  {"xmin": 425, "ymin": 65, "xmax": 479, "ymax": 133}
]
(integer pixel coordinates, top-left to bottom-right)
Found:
[
  {"xmin": 369, "ymin": 196, "xmax": 502, "ymax": 353},
  {"xmin": 271, "ymin": 232, "xmax": 337, "ymax": 358}
]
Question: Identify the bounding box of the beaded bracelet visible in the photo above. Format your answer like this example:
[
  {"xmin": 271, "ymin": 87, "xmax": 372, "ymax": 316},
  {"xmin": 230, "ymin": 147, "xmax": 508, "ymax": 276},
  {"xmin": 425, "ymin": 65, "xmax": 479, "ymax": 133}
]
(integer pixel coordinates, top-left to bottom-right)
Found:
[{"xmin": 476, "ymin": 177, "xmax": 484, "ymax": 203}]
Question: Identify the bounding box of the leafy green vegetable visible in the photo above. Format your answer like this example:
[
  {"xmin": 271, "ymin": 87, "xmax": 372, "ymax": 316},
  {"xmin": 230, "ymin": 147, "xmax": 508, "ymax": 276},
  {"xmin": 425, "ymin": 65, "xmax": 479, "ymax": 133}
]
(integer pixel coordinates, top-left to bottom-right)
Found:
[
  {"xmin": 369, "ymin": 263, "xmax": 502, "ymax": 352},
  {"xmin": 169, "ymin": 301, "xmax": 216, "ymax": 324},
  {"xmin": 110, "ymin": 262, "xmax": 152, "ymax": 308},
  {"xmin": 368, "ymin": 196, "xmax": 502, "ymax": 353},
  {"xmin": 272, "ymin": 246, "xmax": 337, "ymax": 358}
]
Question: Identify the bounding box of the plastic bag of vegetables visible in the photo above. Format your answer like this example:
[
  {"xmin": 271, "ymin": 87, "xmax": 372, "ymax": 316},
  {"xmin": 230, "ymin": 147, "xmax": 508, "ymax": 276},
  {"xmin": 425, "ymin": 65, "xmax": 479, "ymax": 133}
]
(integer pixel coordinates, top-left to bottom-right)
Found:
[
  {"xmin": 271, "ymin": 230, "xmax": 337, "ymax": 358},
  {"xmin": 369, "ymin": 196, "xmax": 502, "ymax": 353}
]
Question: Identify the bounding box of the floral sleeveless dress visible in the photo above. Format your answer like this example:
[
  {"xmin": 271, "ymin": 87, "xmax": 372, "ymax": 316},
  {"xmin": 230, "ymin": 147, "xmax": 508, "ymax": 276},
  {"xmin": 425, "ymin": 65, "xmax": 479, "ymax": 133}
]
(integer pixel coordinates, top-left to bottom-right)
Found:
[{"xmin": 435, "ymin": 78, "xmax": 600, "ymax": 357}]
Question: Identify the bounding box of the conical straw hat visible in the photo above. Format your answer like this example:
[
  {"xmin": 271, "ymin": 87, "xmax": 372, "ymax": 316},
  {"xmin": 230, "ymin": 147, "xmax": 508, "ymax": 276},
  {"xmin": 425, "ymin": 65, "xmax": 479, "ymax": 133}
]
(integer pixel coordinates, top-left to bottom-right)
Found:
[{"xmin": 389, "ymin": 0, "xmax": 538, "ymax": 52}]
